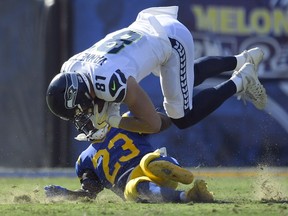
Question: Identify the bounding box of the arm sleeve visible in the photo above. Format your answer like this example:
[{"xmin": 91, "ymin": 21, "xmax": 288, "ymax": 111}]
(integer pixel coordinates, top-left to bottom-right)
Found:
[{"xmin": 80, "ymin": 169, "xmax": 104, "ymax": 194}]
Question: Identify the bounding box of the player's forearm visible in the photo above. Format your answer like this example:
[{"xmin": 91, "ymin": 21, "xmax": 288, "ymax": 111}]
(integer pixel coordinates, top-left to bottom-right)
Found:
[
  {"xmin": 121, "ymin": 77, "xmax": 162, "ymax": 133},
  {"xmin": 117, "ymin": 112, "xmax": 171, "ymax": 133},
  {"xmin": 65, "ymin": 189, "xmax": 96, "ymax": 199},
  {"xmin": 158, "ymin": 112, "xmax": 172, "ymax": 132},
  {"xmin": 118, "ymin": 116, "xmax": 160, "ymax": 133},
  {"xmin": 44, "ymin": 185, "xmax": 97, "ymax": 199}
]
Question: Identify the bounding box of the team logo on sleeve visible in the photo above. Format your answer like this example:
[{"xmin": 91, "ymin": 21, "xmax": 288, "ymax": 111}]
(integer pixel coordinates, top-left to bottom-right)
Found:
[
  {"xmin": 109, "ymin": 69, "xmax": 127, "ymax": 102},
  {"xmin": 64, "ymin": 73, "xmax": 78, "ymax": 109}
]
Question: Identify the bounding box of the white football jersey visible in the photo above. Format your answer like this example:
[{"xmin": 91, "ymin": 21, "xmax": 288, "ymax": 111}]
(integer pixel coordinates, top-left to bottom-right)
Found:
[
  {"xmin": 61, "ymin": 24, "xmax": 171, "ymax": 102},
  {"xmin": 61, "ymin": 6, "xmax": 195, "ymax": 119}
]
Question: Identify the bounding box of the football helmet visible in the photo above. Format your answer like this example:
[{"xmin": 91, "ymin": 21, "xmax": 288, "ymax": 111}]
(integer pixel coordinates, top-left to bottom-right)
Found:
[
  {"xmin": 46, "ymin": 72, "xmax": 94, "ymax": 120},
  {"xmin": 46, "ymin": 72, "xmax": 95, "ymax": 131}
]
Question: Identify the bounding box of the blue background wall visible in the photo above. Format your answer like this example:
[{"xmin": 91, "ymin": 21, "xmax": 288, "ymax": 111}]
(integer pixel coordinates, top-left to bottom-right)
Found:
[{"xmin": 0, "ymin": 0, "xmax": 287, "ymax": 167}]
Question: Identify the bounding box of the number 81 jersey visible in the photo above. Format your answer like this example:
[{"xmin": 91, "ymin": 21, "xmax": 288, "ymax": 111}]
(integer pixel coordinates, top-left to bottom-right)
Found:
[{"xmin": 61, "ymin": 27, "xmax": 171, "ymax": 103}]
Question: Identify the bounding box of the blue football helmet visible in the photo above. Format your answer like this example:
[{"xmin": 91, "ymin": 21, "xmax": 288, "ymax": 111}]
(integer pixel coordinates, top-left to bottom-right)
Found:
[{"xmin": 46, "ymin": 72, "xmax": 95, "ymax": 134}]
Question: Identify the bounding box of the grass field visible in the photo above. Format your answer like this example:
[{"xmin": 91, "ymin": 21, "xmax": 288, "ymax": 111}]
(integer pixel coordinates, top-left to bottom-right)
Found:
[{"xmin": 0, "ymin": 166, "xmax": 287, "ymax": 216}]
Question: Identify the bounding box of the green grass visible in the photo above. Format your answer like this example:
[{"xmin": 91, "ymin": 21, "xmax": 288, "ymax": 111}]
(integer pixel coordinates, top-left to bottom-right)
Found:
[{"xmin": 0, "ymin": 168, "xmax": 288, "ymax": 216}]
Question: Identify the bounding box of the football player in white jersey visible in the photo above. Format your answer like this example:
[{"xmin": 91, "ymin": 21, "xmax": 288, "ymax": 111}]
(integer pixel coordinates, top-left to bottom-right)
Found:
[{"xmin": 46, "ymin": 6, "xmax": 267, "ymax": 140}]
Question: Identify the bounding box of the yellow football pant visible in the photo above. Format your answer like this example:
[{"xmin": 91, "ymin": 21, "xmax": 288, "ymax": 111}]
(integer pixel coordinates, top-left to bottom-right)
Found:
[{"xmin": 124, "ymin": 150, "xmax": 179, "ymax": 201}]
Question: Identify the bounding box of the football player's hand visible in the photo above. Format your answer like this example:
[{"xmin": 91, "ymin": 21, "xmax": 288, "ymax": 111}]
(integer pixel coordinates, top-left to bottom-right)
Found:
[
  {"xmin": 90, "ymin": 102, "xmax": 109, "ymax": 129},
  {"xmin": 75, "ymin": 125, "xmax": 109, "ymax": 142},
  {"xmin": 87, "ymin": 125, "xmax": 109, "ymax": 141},
  {"xmin": 44, "ymin": 185, "xmax": 68, "ymax": 197},
  {"xmin": 106, "ymin": 103, "xmax": 121, "ymax": 128},
  {"xmin": 89, "ymin": 102, "xmax": 121, "ymax": 129}
]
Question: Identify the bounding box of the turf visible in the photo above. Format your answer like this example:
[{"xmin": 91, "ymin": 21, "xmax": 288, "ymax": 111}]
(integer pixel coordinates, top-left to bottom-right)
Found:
[{"xmin": 0, "ymin": 167, "xmax": 287, "ymax": 216}]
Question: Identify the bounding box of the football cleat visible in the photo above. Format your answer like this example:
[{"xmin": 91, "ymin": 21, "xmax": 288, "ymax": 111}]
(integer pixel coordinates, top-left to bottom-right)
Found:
[
  {"xmin": 236, "ymin": 47, "xmax": 264, "ymax": 71},
  {"xmin": 185, "ymin": 179, "xmax": 214, "ymax": 203},
  {"xmin": 233, "ymin": 63, "xmax": 267, "ymax": 110},
  {"xmin": 147, "ymin": 160, "xmax": 194, "ymax": 184}
]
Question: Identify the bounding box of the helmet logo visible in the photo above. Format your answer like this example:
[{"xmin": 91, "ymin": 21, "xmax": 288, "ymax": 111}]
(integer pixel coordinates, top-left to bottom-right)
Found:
[{"xmin": 64, "ymin": 74, "xmax": 78, "ymax": 109}]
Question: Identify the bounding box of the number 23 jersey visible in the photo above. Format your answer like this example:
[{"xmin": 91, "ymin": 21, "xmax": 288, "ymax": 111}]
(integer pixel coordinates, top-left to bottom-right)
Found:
[
  {"xmin": 60, "ymin": 27, "xmax": 171, "ymax": 103},
  {"xmin": 75, "ymin": 128, "xmax": 155, "ymax": 189}
]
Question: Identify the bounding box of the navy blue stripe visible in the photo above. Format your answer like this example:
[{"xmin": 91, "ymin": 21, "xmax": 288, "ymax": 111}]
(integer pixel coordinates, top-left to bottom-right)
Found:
[{"xmin": 169, "ymin": 38, "xmax": 189, "ymax": 113}]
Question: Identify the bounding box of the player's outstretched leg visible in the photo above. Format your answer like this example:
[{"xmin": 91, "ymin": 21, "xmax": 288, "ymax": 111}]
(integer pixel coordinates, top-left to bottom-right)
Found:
[
  {"xmin": 147, "ymin": 160, "xmax": 194, "ymax": 184},
  {"xmin": 193, "ymin": 47, "xmax": 263, "ymax": 87},
  {"xmin": 185, "ymin": 179, "xmax": 214, "ymax": 203},
  {"xmin": 194, "ymin": 56, "xmax": 237, "ymax": 86},
  {"xmin": 231, "ymin": 63, "xmax": 267, "ymax": 109}
]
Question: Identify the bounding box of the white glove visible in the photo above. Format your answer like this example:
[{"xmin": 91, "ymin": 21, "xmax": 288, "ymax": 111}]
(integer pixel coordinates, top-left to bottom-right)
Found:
[
  {"xmin": 90, "ymin": 102, "xmax": 109, "ymax": 129},
  {"xmin": 75, "ymin": 125, "xmax": 109, "ymax": 142},
  {"xmin": 88, "ymin": 102, "xmax": 121, "ymax": 129},
  {"xmin": 106, "ymin": 103, "xmax": 122, "ymax": 128}
]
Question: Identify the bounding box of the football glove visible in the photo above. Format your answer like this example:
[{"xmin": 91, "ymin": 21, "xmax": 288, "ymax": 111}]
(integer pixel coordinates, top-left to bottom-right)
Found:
[
  {"xmin": 75, "ymin": 124, "xmax": 109, "ymax": 142},
  {"xmin": 44, "ymin": 185, "xmax": 68, "ymax": 197},
  {"xmin": 90, "ymin": 102, "xmax": 109, "ymax": 129},
  {"xmin": 89, "ymin": 102, "xmax": 121, "ymax": 129},
  {"xmin": 106, "ymin": 102, "xmax": 121, "ymax": 128}
]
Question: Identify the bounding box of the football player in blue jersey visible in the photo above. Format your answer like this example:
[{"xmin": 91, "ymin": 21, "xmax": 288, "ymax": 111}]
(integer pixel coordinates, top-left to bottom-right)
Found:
[{"xmin": 45, "ymin": 113, "xmax": 214, "ymax": 203}]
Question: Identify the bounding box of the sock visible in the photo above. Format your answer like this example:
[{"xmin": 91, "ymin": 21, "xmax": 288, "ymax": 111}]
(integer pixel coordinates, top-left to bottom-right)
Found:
[
  {"xmin": 234, "ymin": 53, "xmax": 246, "ymax": 71},
  {"xmin": 179, "ymin": 191, "xmax": 187, "ymax": 202},
  {"xmin": 230, "ymin": 75, "xmax": 243, "ymax": 92}
]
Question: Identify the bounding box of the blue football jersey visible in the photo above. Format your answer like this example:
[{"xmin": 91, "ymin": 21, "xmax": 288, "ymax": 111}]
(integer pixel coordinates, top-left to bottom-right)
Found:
[{"xmin": 75, "ymin": 128, "xmax": 155, "ymax": 190}]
